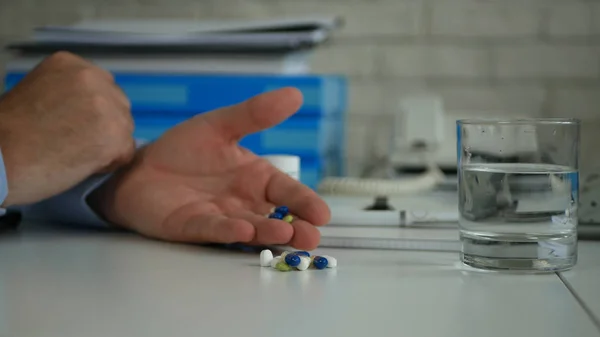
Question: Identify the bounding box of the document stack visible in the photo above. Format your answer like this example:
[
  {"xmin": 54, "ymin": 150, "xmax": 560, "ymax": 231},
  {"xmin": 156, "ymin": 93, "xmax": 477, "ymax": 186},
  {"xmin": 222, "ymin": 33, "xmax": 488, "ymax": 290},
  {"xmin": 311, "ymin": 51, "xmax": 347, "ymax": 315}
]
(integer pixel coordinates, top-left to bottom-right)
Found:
[{"xmin": 2, "ymin": 17, "xmax": 348, "ymax": 189}]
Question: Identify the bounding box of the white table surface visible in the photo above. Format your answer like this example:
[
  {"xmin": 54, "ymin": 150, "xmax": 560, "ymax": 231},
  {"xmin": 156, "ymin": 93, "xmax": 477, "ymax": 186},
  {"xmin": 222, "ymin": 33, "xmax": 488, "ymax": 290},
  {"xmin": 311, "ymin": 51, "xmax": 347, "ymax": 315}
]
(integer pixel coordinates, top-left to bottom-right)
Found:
[
  {"xmin": 560, "ymin": 242, "xmax": 600, "ymax": 327},
  {"xmin": 0, "ymin": 222, "xmax": 599, "ymax": 337}
]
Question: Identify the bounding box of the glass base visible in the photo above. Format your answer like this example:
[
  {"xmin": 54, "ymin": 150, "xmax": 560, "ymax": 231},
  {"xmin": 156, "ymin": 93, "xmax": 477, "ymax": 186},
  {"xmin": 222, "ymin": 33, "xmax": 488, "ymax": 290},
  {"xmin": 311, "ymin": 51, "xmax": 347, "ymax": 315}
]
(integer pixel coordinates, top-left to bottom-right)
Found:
[{"xmin": 460, "ymin": 231, "xmax": 577, "ymax": 273}]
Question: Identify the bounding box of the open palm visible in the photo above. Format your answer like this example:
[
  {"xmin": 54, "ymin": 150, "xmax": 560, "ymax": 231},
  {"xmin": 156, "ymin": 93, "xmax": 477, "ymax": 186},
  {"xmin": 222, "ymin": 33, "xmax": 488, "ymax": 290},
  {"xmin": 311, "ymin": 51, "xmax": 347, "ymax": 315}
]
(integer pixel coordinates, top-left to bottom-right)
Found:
[{"xmin": 90, "ymin": 88, "xmax": 330, "ymax": 250}]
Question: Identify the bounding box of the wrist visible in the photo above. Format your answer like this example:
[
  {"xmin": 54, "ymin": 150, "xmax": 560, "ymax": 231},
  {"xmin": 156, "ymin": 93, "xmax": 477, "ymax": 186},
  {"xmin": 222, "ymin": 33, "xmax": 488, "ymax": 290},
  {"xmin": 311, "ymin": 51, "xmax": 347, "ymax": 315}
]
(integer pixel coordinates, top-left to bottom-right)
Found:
[
  {"xmin": 87, "ymin": 143, "xmax": 146, "ymax": 228},
  {"xmin": 86, "ymin": 179, "xmax": 115, "ymax": 223},
  {"xmin": 86, "ymin": 173, "xmax": 127, "ymax": 229}
]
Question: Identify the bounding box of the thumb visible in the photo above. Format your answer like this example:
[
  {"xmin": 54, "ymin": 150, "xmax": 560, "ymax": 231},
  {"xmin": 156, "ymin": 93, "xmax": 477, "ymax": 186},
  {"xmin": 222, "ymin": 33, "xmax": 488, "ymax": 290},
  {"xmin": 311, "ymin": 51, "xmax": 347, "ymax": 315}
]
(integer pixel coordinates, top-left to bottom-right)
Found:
[{"xmin": 201, "ymin": 87, "xmax": 303, "ymax": 141}]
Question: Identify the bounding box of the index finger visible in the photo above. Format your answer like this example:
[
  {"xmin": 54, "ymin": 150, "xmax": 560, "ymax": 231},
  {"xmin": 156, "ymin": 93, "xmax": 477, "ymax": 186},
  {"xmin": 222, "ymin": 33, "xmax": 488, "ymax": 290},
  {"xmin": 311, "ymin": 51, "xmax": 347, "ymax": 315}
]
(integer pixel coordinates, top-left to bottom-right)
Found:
[
  {"xmin": 201, "ymin": 87, "xmax": 303, "ymax": 142},
  {"xmin": 266, "ymin": 170, "xmax": 331, "ymax": 226}
]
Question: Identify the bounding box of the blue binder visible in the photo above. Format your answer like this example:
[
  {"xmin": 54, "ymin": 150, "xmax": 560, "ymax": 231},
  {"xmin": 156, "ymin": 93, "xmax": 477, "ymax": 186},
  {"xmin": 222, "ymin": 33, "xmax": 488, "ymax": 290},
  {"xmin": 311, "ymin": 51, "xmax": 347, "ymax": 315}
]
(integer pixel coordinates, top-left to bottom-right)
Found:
[
  {"xmin": 134, "ymin": 114, "xmax": 343, "ymax": 158},
  {"xmin": 4, "ymin": 72, "xmax": 347, "ymax": 117},
  {"xmin": 3, "ymin": 71, "xmax": 348, "ymax": 185}
]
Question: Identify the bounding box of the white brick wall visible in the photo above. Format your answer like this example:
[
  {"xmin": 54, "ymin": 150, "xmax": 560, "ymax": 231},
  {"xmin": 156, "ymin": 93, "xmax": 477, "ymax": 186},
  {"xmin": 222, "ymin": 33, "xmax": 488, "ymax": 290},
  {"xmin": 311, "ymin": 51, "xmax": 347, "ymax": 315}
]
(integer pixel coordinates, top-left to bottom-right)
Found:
[
  {"xmin": 273, "ymin": 2, "xmax": 425, "ymax": 38},
  {"xmin": 546, "ymin": 4, "xmax": 594, "ymax": 37},
  {"xmin": 205, "ymin": 0, "xmax": 278, "ymax": 20},
  {"xmin": 430, "ymin": 1, "xmax": 541, "ymax": 38},
  {"xmin": 494, "ymin": 45, "xmax": 600, "ymax": 79},
  {"xmin": 549, "ymin": 87, "xmax": 600, "ymax": 120},
  {"xmin": 380, "ymin": 45, "xmax": 491, "ymax": 78},
  {"xmin": 347, "ymin": 79, "xmax": 388, "ymax": 115},
  {"xmin": 311, "ymin": 44, "xmax": 378, "ymax": 78},
  {"xmin": 427, "ymin": 85, "xmax": 546, "ymax": 116},
  {"xmin": 345, "ymin": 113, "xmax": 394, "ymax": 174},
  {"xmin": 0, "ymin": 0, "xmax": 599, "ymax": 174},
  {"xmin": 592, "ymin": 5, "xmax": 600, "ymax": 35},
  {"xmin": 0, "ymin": 2, "xmax": 35, "ymax": 38},
  {"xmin": 379, "ymin": 80, "xmax": 429, "ymax": 115},
  {"xmin": 95, "ymin": 5, "xmax": 202, "ymax": 20}
]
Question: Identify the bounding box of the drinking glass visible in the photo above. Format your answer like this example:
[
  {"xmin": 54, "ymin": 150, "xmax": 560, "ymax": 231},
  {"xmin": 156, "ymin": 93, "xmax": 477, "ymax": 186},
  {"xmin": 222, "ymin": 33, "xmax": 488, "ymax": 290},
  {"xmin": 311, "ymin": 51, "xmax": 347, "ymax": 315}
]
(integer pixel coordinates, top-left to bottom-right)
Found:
[{"xmin": 456, "ymin": 118, "xmax": 580, "ymax": 272}]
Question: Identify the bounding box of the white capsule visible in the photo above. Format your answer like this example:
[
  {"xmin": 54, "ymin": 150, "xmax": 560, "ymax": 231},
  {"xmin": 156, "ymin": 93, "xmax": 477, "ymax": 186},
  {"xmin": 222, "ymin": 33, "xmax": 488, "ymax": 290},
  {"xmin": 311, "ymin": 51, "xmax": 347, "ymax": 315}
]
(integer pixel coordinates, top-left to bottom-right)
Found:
[
  {"xmin": 322, "ymin": 255, "xmax": 337, "ymax": 268},
  {"xmin": 297, "ymin": 256, "xmax": 311, "ymax": 271},
  {"xmin": 270, "ymin": 256, "xmax": 281, "ymax": 269},
  {"xmin": 260, "ymin": 249, "xmax": 273, "ymax": 267}
]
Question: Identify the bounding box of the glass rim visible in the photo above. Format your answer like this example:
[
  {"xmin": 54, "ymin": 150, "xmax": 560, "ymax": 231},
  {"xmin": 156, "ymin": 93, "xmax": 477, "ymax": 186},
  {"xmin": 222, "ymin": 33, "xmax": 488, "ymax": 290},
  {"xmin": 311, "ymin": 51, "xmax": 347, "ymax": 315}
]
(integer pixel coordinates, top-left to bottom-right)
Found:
[{"xmin": 456, "ymin": 118, "xmax": 580, "ymax": 126}]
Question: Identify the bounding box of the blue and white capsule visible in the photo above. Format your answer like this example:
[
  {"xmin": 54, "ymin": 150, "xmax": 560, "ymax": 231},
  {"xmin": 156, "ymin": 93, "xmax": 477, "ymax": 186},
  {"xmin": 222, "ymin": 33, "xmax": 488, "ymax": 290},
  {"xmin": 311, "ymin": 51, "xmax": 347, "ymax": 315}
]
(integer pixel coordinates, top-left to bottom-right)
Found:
[
  {"xmin": 274, "ymin": 206, "xmax": 289, "ymax": 215},
  {"xmin": 284, "ymin": 254, "xmax": 301, "ymax": 267},
  {"xmin": 312, "ymin": 256, "xmax": 329, "ymax": 269},
  {"xmin": 268, "ymin": 212, "xmax": 284, "ymax": 220}
]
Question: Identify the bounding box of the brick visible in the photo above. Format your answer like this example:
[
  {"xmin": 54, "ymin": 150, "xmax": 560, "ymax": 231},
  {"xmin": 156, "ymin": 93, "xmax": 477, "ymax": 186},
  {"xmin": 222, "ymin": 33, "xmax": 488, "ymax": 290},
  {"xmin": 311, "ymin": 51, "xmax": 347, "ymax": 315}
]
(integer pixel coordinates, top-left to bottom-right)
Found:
[
  {"xmin": 431, "ymin": 85, "xmax": 546, "ymax": 117},
  {"xmin": 347, "ymin": 80, "xmax": 388, "ymax": 115},
  {"xmin": 379, "ymin": 80, "xmax": 429, "ymax": 114},
  {"xmin": 136, "ymin": 0, "xmax": 206, "ymax": 6},
  {"xmin": 206, "ymin": 0, "xmax": 279, "ymax": 19},
  {"xmin": 29, "ymin": 0, "xmax": 99, "ymax": 6},
  {"xmin": 311, "ymin": 44, "xmax": 377, "ymax": 77},
  {"xmin": 494, "ymin": 45, "xmax": 599, "ymax": 79},
  {"xmin": 0, "ymin": 1, "xmax": 96, "ymax": 37},
  {"xmin": 546, "ymin": 4, "xmax": 593, "ymax": 37},
  {"xmin": 30, "ymin": 4, "xmax": 96, "ymax": 27},
  {"xmin": 274, "ymin": 1, "xmax": 424, "ymax": 37},
  {"xmin": 430, "ymin": 1, "xmax": 540, "ymax": 37},
  {"xmin": 592, "ymin": 4, "xmax": 600, "ymax": 35},
  {"xmin": 549, "ymin": 87, "xmax": 600, "ymax": 120},
  {"xmin": 578, "ymin": 119, "xmax": 600, "ymax": 180},
  {"xmin": 0, "ymin": 3, "xmax": 35, "ymax": 38},
  {"xmin": 380, "ymin": 45, "xmax": 491, "ymax": 78},
  {"xmin": 345, "ymin": 114, "xmax": 372, "ymax": 161},
  {"xmin": 14, "ymin": 0, "xmax": 98, "ymax": 27},
  {"xmin": 95, "ymin": 4, "xmax": 203, "ymax": 19},
  {"xmin": 345, "ymin": 114, "xmax": 394, "ymax": 161}
]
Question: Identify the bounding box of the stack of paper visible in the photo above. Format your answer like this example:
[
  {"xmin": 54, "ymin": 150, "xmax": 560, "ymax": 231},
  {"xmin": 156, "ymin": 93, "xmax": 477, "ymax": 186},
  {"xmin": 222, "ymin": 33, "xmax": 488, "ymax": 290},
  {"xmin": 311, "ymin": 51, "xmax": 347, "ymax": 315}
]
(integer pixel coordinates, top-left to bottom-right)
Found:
[
  {"xmin": 6, "ymin": 16, "xmax": 343, "ymax": 74},
  {"xmin": 8, "ymin": 16, "xmax": 342, "ymax": 53}
]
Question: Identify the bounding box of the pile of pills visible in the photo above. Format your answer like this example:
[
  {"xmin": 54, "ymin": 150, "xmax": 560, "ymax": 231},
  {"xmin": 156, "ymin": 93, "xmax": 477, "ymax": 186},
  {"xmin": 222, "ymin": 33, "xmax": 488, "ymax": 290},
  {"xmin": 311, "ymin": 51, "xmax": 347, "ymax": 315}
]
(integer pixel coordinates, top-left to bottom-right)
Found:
[
  {"xmin": 260, "ymin": 205, "xmax": 337, "ymax": 271},
  {"xmin": 267, "ymin": 206, "xmax": 294, "ymax": 223},
  {"xmin": 260, "ymin": 249, "xmax": 337, "ymax": 272}
]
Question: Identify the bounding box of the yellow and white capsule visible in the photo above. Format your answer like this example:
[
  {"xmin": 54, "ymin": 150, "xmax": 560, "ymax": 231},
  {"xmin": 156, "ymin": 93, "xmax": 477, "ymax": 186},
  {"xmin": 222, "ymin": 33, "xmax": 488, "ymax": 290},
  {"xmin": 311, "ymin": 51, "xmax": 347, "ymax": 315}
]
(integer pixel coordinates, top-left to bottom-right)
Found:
[
  {"xmin": 275, "ymin": 261, "xmax": 292, "ymax": 272},
  {"xmin": 297, "ymin": 256, "xmax": 311, "ymax": 271},
  {"xmin": 270, "ymin": 256, "xmax": 281, "ymax": 268}
]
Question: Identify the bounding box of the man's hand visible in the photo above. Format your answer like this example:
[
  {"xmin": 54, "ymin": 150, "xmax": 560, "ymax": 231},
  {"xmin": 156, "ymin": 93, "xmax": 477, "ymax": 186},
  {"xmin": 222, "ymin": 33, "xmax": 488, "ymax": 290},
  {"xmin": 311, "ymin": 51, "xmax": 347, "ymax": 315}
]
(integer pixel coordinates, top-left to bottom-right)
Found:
[
  {"xmin": 0, "ymin": 51, "xmax": 135, "ymax": 206},
  {"xmin": 89, "ymin": 88, "xmax": 330, "ymax": 250}
]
